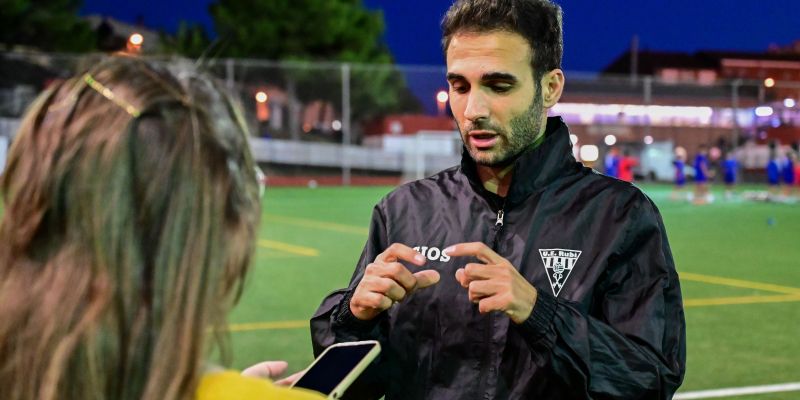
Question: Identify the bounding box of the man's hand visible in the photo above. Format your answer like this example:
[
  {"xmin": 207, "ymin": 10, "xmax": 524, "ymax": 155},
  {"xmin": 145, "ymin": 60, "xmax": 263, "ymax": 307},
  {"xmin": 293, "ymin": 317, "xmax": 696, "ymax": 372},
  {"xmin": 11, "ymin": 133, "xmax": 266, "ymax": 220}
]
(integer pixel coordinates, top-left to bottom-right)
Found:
[
  {"xmin": 350, "ymin": 243, "xmax": 441, "ymax": 321},
  {"xmin": 446, "ymin": 242, "xmax": 537, "ymax": 324}
]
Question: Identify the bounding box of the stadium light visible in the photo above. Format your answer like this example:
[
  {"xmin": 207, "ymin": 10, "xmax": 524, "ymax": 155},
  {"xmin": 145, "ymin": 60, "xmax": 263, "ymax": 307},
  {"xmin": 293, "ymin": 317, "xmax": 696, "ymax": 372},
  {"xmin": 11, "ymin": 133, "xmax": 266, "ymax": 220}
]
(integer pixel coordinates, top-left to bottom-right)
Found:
[
  {"xmin": 436, "ymin": 90, "xmax": 449, "ymax": 116},
  {"xmin": 643, "ymin": 135, "xmax": 654, "ymax": 145},
  {"xmin": 784, "ymin": 98, "xmax": 796, "ymax": 108},
  {"xmin": 755, "ymin": 106, "xmax": 773, "ymax": 117},
  {"xmin": 604, "ymin": 134, "xmax": 617, "ymax": 146},
  {"xmin": 255, "ymin": 91, "xmax": 269, "ymax": 122},
  {"xmin": 579, "ymin": 145, "xmax": 599, "ymax": 162},
  {"xmin": 129, "ymin": 33, "xmax": 144, "ymax": 46},
  {"xmin": 764, "ymin": 77, "xmax": 775, "ymax": 88},
  {"xmin": 126, "ymin": 32, "xmax": 144, "ymax": 54},
  {"xmin": 552, "ymin": 103, "xmax": 714, "ymax": 125},
  {"xmin": 569, "ymin": 134, "xmax": 578, "ymax": 145}
]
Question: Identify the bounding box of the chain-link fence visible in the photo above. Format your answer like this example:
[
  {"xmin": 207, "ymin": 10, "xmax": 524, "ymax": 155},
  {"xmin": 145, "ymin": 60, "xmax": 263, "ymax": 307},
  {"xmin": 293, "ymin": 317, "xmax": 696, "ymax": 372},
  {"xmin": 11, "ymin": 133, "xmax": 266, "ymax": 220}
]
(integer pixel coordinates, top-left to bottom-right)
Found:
[{"xmin": 2, "ymin": 51, "xmax": 799, "ymax": 184}]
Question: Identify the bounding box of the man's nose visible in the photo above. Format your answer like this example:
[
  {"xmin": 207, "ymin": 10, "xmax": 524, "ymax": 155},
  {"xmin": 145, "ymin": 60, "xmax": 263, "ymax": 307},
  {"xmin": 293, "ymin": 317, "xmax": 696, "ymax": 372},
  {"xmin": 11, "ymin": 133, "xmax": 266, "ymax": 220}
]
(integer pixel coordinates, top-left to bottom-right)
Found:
[{"xmin": 463, "ymin": 91, "xmax": 489, "ymax": 122}]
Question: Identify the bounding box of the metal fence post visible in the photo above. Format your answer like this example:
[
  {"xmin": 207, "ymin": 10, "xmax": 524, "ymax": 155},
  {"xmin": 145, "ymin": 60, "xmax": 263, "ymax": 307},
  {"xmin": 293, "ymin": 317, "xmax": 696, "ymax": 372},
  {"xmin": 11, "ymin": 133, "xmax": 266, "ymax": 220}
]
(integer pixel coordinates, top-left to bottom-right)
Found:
[
  {"xmin": 643, "ymin": 76, "xmax": 652, "ymax": 138},
  {"xmin": 732, "ymin": 79, "xmax": 741, "ymax": 147},
  {"xmin": 225, "ymin": 58, "xmax": 235, "ymax": 92},
  {"xmin": 341, "ymin": 63, "xmax": 352, "ymax": 186},
  {"xmin": 288, "ymin": 79, "xmax": 300, "ymax": 142}
]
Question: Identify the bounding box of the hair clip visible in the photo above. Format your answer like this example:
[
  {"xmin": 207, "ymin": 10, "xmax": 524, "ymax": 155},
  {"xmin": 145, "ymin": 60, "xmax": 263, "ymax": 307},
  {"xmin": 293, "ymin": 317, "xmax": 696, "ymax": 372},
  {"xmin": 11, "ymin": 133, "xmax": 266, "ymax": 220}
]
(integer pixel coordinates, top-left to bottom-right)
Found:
[{"xmin": 83, "ymin": 73, "xmax": 141, "ymax": 118}]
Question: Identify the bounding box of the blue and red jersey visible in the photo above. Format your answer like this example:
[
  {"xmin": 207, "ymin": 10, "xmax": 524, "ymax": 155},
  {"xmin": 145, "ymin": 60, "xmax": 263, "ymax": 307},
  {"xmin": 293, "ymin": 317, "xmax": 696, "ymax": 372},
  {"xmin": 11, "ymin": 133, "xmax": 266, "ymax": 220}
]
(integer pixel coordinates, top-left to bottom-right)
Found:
[
  {"xmin": 767, "ymin": 159, "xmax": 781, "ymax": 185},
  {"xmin": 694, "ymin": 154, "xmax": 708, "ymax": 183},
  {"xmin": 673, "ymin": 160, "xmax": 686, "ymax": 186},
  {"xmin": 782, "ymin": 157, "xmax": 795, "ymax": 185},
  {"xmin": 723, "ymin": 159, "xmax": 738, "ymax": 184}
]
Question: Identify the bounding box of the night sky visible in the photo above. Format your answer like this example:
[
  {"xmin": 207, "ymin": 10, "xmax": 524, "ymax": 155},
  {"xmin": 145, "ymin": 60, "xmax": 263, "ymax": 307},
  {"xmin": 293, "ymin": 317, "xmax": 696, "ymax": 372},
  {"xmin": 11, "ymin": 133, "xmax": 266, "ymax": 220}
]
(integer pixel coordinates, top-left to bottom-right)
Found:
[{"xmin": 80, "ymin": 0, "xmax": 800, "ymax": 73}]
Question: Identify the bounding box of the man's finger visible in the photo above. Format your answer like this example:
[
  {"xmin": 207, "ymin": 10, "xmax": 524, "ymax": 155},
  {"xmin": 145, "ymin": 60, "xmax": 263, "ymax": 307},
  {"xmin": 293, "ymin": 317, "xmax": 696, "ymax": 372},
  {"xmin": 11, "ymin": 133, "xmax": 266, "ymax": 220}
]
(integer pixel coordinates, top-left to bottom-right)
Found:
[
  {"xmin": 361, "ymin": 276, "xmax": 407, "ymax": 301},
  {"xmin": 352, "ymin": 286, "xmax": 395, "ymax": 313},
  {"xmin": 468, "ymin": 280, "xmax": 495, "ymax": 303},
  {"xmin": 376, "ymin": 261, "xmax": 417, "ymax": 291},
  {"xmin": 376, "ymin": 243, "xmax": 427, "ymax": 266},
  {"xmin": 455, "ymin": 268, "xmax": 469, "ymax": 288},
  {"xmin": 478, "ymin": 295, "xmax": 507, "ymax": 315},
  {"xmin": 412, "ymin": 269, "xmax": 440, "ymax": 289},
  {"xmin": 444, "ymin": 242, "xmax": 504, "ymax": 264},
  {"xmin": 380, "ymin": 277, "xmax": 408, "ymax": 302},
  {"xmin": 468, "ymin": 279, "xmax": 495, "ymax": 299},
  {"xmin": 463, "ymin": 262, "xmax": 497, "ymax": 281}
]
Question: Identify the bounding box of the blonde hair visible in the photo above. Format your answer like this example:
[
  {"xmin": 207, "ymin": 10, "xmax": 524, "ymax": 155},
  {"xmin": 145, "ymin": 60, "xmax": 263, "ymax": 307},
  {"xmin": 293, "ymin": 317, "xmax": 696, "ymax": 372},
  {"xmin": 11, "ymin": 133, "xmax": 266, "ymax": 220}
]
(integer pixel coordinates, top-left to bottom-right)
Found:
[{"xmin": 0, "ymin": 57, "xmax": 260, "ymax": 400}]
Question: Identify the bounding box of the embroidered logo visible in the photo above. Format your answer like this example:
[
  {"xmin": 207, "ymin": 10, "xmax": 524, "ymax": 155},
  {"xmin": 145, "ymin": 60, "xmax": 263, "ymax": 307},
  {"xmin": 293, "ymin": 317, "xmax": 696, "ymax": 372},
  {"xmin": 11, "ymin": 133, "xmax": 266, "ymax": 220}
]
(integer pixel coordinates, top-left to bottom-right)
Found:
[{"xmin": 538, "ymin": 249, "xmax": 582, "ymax": 297}]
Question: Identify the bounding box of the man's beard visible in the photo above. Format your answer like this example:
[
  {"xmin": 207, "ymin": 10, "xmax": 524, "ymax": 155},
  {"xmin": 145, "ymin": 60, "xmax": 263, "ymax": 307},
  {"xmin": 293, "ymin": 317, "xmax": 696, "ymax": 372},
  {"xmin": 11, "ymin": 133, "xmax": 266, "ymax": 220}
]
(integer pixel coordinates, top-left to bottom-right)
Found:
[{"xmin": 459, "ymin": 85, "xmax": 545, "ymax": 167}]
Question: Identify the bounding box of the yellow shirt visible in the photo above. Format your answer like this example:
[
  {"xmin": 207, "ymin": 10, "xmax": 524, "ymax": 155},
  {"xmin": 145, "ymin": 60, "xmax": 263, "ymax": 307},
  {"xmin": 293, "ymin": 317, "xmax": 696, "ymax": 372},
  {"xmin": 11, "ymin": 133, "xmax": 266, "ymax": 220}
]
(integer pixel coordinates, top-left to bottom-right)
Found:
[{"xmin": 197, "ymin": 371, "xmax": 326, "ymax": 400}]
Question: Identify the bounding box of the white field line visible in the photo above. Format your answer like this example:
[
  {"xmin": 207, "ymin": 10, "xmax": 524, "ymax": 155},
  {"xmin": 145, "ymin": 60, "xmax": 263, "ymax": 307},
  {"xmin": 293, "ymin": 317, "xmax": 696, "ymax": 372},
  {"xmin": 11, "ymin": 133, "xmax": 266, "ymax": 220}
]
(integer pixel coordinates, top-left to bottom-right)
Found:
[{"xmin": 674, "ymin": 382, "xmax": 800, "ymax": 399}]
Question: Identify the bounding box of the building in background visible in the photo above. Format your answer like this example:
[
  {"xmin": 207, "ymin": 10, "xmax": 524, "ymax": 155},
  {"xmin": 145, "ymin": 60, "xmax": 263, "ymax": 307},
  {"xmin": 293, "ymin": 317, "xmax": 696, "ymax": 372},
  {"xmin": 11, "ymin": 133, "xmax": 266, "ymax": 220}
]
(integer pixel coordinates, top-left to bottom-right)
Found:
[{"xmin": 84, "ymin": 16, "xmax": 161, "ymax": 54}]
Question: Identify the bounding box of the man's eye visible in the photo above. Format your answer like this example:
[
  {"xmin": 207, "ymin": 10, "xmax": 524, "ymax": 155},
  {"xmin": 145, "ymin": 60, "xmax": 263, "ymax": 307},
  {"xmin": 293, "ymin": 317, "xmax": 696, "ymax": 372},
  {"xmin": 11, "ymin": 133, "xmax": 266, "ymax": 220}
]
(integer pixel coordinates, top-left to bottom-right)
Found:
[
  {"xmin": 490, "ymin": 84, "xmax": 512, "ymax": 93},
  {"xmin": 451, "ymin": 85, "xmax": 468, "ymax": 94}
]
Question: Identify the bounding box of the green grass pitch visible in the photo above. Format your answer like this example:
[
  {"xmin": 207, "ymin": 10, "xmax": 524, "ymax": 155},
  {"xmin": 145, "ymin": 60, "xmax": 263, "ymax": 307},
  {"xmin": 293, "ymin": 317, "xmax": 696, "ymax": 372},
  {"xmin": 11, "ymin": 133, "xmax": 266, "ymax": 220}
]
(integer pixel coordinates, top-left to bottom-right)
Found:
[
  {"xmin": 230, "ymin": 184, "xmax": 800, "ymax": 399},
  {"xmin": 2, "ymin": 183, "xmax": 799, "ymax": 398}
]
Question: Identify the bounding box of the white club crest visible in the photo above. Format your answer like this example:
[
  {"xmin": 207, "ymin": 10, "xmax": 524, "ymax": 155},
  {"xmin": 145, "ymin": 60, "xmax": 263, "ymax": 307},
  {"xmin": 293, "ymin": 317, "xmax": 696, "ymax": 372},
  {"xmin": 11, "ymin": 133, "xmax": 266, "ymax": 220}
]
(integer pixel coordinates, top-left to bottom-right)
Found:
[{"xmin": 538, "ymin": 248, "xmax": 582, "ymax": 297}]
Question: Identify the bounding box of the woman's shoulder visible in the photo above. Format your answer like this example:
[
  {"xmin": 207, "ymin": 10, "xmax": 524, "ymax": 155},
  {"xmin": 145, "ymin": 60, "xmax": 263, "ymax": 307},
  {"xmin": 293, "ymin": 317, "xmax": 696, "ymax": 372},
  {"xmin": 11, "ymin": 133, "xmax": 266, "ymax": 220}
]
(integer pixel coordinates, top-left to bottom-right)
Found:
[{"xmin": 197, "ymin": 371, "xmax": 326, "ymax": 400}]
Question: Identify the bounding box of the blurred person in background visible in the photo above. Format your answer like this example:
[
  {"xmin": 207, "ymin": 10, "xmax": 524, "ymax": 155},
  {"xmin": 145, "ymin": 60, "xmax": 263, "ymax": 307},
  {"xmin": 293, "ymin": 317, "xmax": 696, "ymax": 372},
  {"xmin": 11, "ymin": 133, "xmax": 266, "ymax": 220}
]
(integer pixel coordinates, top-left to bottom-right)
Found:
[
  {"xmin": 0, "ymin": 57, "xmax": 323, "ymax": 400},
  {"xmin": 672, "ymin": 147, "xmax": 688, "ymax": 201},
  {"xmin": 310, "ymin": 0, "xmax": 686, "ymax": 398},
  {"xmin": 781, "ymin": 150, "xmax": 796, "ymax": 198},
  {"xmin": 792, "ymin": 143, "xmax": 800, "ymax": 190},
  {"xmin": 618, "ymin": 148, "xmax": 638, "ymax": 183},
  {"xmin": 692, "ymin": 145, "xmax": 711, "ymax": 204},
  {"xmin": 603, "ymin": 146, "xmax": 619, "ymax": 178},
  {"xmin": 794, "ymin": 153, "xmax": 800, "ymax": 193},
  {"xmin": 766, "ymin": 143, "xmax": 781, "ymax": 197},
  {"xmin": 722, "ymin": 150, "xmax": 739, "ymax": 200}
]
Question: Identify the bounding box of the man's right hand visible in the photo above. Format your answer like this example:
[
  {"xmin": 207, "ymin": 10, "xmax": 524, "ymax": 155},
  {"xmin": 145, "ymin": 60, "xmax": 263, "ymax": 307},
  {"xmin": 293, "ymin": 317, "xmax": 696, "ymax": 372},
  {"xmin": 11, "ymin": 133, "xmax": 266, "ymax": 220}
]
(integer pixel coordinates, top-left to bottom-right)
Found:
[{"xmin": 350, "ymin": 243, "xmax": 441, "ymax": 321}]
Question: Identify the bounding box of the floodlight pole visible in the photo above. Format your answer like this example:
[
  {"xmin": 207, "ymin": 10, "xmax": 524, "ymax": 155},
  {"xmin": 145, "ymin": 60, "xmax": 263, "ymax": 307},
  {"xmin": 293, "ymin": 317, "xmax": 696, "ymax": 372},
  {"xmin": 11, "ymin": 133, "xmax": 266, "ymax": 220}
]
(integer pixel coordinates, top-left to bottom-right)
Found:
[
  {"xmin": 731, "ymin": 79, "xmax": 741, "ymax": 147},
  {"xmin": 341, "ymin": 63, "xmax": 352, "ymax": 186},
  {"xmin": 643, "ymin": 76, "xmax": 652, "ymax": 139}
]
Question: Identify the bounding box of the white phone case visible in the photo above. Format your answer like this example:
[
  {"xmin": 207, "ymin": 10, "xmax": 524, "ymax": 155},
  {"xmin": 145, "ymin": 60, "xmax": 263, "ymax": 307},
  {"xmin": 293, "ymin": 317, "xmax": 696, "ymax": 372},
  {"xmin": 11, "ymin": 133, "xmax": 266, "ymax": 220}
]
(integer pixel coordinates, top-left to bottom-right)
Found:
[{"xmin": 291, "ymin": 340, "xmax": 381, "ymax": 399}]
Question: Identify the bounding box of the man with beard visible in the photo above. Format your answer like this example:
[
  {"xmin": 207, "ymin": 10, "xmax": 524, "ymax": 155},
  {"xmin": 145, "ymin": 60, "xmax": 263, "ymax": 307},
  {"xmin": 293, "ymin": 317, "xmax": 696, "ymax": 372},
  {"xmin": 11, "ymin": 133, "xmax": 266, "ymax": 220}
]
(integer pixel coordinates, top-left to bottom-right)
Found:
[{"xmin": 309, "ymin": 0, "xmax": 686, "ymax": 399}]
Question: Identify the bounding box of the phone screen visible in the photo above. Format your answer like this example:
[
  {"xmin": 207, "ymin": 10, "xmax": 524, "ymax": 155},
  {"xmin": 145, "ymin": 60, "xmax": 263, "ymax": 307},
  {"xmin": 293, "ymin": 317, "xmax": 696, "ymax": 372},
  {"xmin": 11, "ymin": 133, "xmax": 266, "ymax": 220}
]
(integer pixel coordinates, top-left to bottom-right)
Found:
[{"xmin": 293, "ymin": 343, "xmax": 376, "ymax": 395}]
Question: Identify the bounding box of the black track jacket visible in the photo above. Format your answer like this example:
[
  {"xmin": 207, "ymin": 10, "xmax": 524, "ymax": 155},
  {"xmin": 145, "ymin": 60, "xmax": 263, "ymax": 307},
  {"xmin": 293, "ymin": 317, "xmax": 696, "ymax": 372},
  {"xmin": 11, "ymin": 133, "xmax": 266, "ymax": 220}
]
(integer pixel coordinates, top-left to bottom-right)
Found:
[{"xmin": 311, "ymin": 117, "xmax": 686, "ymax": 399}]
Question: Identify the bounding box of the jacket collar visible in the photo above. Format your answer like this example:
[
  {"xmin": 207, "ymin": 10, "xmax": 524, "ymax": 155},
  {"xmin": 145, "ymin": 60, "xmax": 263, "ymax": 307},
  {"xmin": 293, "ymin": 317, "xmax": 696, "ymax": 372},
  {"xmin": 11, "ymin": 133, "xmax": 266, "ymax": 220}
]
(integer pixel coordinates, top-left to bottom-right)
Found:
[{"xmin": 460, "ymin": 116, "xmax": 580, "ymax": 208}]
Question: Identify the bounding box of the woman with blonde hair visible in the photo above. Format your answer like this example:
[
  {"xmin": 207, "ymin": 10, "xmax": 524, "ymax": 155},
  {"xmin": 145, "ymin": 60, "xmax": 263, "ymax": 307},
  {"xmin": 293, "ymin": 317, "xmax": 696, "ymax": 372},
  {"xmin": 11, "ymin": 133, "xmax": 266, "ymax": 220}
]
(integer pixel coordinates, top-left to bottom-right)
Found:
[{"xmin": 0, "ymin": 57, "xmax": 322, "ymax": 400}]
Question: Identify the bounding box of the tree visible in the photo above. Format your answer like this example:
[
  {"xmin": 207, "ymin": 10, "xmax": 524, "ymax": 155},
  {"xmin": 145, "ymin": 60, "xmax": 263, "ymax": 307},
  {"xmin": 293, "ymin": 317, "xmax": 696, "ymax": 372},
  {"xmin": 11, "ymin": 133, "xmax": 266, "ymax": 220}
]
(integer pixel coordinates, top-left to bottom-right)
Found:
[
  {"xmin": 208, "ymin": 0, "xmax": 388, "ymax": 63},
  {"xmin": 0, "ymin": 0, "xmax": 94, "ymax": 52},
  {"xmin": 164, "ymin": 0, "xmax": 422, "ymax": 140},
  {"xmin": 160, "ymin": 22, "xmax": 213, "ymax": 59}
]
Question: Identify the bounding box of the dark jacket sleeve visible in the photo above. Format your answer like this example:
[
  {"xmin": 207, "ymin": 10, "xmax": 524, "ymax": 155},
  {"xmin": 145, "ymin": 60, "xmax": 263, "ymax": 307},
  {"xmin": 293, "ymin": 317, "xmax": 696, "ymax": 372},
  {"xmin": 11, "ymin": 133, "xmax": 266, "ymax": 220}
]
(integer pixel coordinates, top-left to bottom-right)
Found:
[
  {"xmin": 309, "ymin": 204, "xmax": 391, "ymax": 399},
  {"xmin": 515, "ymin": 194, "xmax": 686, "ymax": 400}
]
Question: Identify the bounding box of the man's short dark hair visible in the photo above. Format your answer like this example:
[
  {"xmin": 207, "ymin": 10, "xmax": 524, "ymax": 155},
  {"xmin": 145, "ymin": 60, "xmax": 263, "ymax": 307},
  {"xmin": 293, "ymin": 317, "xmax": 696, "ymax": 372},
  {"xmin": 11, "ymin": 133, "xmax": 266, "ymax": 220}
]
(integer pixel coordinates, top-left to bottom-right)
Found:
[{"xmin": 441, "ymin": 0, "xmax": 563, "ymax": 80}]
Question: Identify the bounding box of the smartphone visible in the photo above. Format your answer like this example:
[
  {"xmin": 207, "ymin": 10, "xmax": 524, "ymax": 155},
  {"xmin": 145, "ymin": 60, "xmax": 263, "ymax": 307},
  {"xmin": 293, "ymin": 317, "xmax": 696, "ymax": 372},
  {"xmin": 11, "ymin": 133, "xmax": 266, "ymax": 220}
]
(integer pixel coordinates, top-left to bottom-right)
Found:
[{"xmin": 291, "ymin": 340, "xmax": 381, "ymax": 399}]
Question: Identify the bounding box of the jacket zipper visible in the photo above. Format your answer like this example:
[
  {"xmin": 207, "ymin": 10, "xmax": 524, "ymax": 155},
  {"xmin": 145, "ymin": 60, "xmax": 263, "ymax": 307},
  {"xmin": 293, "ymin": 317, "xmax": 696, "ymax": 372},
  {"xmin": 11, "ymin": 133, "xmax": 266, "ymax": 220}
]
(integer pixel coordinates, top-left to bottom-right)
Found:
[
  {"xmin": 483, "ymin": 202, "xmax": 506, "ymax": 398},
  {"xmin": 491, "ymin": 202, "xmax": 505, "ymax": 249}
]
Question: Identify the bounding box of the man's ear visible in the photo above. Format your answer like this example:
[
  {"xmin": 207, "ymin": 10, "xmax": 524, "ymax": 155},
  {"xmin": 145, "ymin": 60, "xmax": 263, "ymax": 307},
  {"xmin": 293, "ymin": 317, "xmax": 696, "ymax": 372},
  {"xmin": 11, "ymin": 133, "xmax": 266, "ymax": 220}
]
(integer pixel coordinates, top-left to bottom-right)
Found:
[{"xmin": 540, "ymin": 69, "xmax": 565, "ymax": 108}]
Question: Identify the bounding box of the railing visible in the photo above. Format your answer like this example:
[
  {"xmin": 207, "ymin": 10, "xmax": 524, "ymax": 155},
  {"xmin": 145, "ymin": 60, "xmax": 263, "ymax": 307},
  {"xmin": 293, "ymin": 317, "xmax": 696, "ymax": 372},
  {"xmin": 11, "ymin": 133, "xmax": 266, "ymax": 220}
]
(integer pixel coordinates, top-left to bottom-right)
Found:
[{"xmin": 2, "ymin": 51, "xmax": 799, "ymax": 184}]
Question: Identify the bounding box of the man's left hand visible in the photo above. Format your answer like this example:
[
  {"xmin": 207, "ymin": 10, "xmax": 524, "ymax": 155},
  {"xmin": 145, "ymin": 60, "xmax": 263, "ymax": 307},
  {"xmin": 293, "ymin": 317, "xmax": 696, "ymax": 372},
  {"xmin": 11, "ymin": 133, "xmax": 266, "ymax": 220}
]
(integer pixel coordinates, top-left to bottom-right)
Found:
[{"xmin": 446, "ymin": 242, "xmax": 537, "ymax": 324}]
